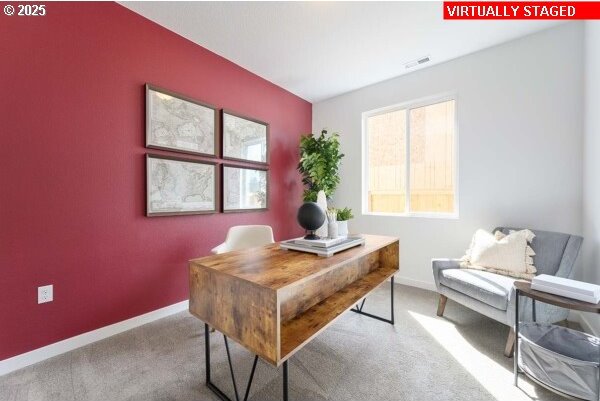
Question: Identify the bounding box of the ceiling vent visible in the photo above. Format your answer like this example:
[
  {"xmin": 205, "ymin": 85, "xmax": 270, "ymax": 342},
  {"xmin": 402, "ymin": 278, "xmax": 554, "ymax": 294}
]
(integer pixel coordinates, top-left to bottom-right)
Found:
[{"xmin": 405, "ymin": 56, "xmax": 431, "ymax": 69}]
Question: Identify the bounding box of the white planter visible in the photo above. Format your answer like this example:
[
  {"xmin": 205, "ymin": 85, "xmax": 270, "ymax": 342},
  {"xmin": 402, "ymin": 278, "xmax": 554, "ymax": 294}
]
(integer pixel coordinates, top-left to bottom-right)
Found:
[
  {"xmin": 337, "ymin": 220, "xmax": 348, "ymax": 237},
  {"xmin": 328, "ymin": 222, "xmax": 338, "ymax": 239},
  {"xmin": 315, "ymin": 190, "xmax": 328, "ymax": 238}
]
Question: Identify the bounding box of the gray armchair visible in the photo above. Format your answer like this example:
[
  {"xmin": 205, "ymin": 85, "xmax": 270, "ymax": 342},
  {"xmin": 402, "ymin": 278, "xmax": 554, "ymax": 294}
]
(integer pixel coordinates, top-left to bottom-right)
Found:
[{"xmin": 432, "ymin": 227, "xmax": 582, "ymax": 357}]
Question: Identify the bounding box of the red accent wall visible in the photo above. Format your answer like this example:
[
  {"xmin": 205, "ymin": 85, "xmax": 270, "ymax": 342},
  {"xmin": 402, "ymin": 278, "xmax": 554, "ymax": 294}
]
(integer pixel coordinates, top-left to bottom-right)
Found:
[{"xmin": 0, "ymin": 2, "xmax": 310, "ymax": 360}]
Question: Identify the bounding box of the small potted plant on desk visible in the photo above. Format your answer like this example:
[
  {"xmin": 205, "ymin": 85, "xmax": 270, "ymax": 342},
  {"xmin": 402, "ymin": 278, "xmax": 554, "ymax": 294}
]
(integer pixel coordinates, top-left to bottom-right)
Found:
[{"xmin": 336, "ymin": 207, "xmax": 353, "ymax": 237}]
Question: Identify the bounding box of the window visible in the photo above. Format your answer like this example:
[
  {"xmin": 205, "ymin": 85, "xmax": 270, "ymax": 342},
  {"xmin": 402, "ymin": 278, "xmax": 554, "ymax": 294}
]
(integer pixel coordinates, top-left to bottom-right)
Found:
[{"xmin": 363, "ymin": 95, "xmax": 457, "ymax": 217}]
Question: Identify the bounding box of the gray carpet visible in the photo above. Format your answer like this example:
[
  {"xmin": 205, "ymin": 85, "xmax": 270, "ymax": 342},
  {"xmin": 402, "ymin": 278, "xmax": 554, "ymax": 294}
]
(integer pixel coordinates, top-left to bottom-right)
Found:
[{"xmin": 0, "ymin": 285, "xmax": 568, "ymax": 401}]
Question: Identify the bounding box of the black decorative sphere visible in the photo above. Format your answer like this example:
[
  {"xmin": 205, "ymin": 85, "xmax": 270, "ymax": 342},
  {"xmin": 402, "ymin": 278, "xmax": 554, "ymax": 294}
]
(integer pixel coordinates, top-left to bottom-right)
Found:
[{"xmin": 297, "ymin": 202, "xmax": 326, "ymax": 240}]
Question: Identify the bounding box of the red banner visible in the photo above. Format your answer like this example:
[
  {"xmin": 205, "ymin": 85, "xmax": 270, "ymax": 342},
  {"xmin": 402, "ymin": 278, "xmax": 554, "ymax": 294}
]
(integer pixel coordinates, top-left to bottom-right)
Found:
[{"xmin": 443, "ymin": 1, "xmax": 600, "ymax": 19}]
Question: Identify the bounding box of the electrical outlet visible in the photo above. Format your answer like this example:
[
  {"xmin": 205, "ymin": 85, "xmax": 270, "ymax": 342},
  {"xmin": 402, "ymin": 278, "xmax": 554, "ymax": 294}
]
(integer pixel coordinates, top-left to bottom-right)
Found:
[{"xmin": 38, "ymin": 285, "xmax": 53, "ymax": 304}]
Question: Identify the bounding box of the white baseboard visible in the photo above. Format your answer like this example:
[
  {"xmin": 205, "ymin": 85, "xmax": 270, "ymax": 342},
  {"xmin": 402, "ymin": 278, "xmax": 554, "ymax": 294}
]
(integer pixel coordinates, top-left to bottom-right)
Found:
[
  {"xmin": 570, "ymin": 310, "xmax": 600, "ymax": 336},
  {"xmin": 393, "ymin": 274, "xmax": 436, "ymax": 292},
  {"xmin": 0, "ymin": 299, "xmax": 189, "ymax": 377},
  {"xmin": 0, "ymin": 275, "xmax": 437, "ymax": 377}
]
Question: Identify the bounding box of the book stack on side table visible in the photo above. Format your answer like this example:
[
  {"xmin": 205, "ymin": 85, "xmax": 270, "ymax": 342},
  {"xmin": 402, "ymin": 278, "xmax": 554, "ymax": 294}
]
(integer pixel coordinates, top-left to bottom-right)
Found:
[
  {"xmin": 531, "ymin": 274, "xmax": 600, "ymax": 304},
  {"xmin": 280, "ymin": 236, "xmax": 365, "ymax": 257}
]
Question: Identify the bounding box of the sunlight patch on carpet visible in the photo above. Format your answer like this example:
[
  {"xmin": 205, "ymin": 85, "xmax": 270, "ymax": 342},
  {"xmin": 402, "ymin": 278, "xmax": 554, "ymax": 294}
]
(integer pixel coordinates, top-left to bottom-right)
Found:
[{"xmin": 409, "ymin": 311, "xmax": 542, "ymax": 401}]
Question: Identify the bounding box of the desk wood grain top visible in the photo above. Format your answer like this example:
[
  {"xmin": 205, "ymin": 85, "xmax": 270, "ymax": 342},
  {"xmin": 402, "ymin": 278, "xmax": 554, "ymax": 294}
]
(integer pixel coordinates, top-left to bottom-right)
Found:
[{"xmin": 189, "ymin": 234, "xmax": 398, "ymax": 291}]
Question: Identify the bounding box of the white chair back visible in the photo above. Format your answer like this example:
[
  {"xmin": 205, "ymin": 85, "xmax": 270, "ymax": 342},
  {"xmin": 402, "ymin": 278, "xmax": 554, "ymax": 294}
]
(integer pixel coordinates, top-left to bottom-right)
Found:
[{"xmin": 211, "ymin": 225, "xmax": 274, "ymax": 254}]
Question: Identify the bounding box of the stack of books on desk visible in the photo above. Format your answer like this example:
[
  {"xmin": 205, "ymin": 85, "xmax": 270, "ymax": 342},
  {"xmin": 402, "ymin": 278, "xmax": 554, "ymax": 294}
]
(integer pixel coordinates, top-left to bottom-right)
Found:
[
  {"xmin": 531, "ymin": 274, "xmax": 600, "ymax": 304},
  {"xmin": 280, "ymin": 236, "xmax": 365, "ymax": 257}
]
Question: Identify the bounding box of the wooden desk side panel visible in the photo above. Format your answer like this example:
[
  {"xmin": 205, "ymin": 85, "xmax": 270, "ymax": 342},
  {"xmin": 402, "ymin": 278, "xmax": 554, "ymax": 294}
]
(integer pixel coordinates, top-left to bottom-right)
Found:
[
  {"xmin": 189, "ymin": 264, "xmax": 279, "ymax": 364},
  {"xmin": 380, "ymin": 240, "xmax": 399, "ymax": 272},
  {"xmin": 279, "ymin": 264, "xmax": 398, "ymax": 362},
  {"xmin": 278, "ymin": 241, "xmax": 399, "ymax": 322}
]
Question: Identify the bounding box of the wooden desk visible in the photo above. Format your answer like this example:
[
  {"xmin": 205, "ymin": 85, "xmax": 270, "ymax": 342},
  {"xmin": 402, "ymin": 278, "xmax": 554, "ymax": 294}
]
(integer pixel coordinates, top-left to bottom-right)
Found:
[{"xmin": 189, "ymin": 234, "xmax": 399, "ymax": 401}]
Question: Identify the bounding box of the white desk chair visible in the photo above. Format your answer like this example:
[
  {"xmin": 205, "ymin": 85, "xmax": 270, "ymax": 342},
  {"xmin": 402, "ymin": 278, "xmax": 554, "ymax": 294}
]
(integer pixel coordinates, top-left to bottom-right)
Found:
[
  {"xmin": 207, "ymin": 225, "xmax": 274, "ymax": 333},
  {"xmin": 211, "ymin": 225, "xmax": 274, "ymax": 254}
]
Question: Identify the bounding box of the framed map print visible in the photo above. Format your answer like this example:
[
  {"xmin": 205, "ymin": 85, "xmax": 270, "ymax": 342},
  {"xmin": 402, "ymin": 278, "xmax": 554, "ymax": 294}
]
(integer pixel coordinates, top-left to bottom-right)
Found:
[
  {"xmin": 146, "ymin": 84, "xmax": 218, "ymax": 157},
  {"xmin": 222, "ymin": 165, "xmax": 268, "ymax": 212},
  {"xmin": 222, "ymin": 110, "xmax": 269, "ymax": 164},
  {"xmin": 146, "ymin": 154, "xmax": 218, "ymax": 216}
]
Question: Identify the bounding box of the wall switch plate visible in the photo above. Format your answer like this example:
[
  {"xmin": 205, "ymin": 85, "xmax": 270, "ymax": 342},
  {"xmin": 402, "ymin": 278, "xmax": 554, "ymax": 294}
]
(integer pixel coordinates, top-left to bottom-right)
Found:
[{"xmin": 38, "ymin": 285, "xmax": 53, "ymax": 304}]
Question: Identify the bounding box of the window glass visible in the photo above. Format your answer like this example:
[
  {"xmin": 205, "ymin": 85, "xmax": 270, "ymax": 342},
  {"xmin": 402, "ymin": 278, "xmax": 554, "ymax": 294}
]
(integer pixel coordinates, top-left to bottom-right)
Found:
[
  {"xmin": 367, "ymin": 110, "xmax": 407, "ymax": 213},
  {"xmin": 409, "ymin": 100, "xmax": 456, "ymax": 213},
  {"xmin": 364, "ymin": 97, "xmax": 456, "ymax": 216}
]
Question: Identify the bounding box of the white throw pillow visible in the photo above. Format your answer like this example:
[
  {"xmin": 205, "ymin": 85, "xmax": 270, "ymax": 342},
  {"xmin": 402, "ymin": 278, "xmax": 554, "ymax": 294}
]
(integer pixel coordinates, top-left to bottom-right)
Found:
[{"xmin": 461, "ymin": 229, "xmax": 536, "ymax": 279}]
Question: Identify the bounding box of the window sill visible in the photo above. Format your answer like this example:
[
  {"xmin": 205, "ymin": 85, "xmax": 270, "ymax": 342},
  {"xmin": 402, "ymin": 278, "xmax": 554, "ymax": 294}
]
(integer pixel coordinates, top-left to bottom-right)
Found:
[{"xmin": 362, "ymin": 212, "xmax": 459, "ymax": 220}]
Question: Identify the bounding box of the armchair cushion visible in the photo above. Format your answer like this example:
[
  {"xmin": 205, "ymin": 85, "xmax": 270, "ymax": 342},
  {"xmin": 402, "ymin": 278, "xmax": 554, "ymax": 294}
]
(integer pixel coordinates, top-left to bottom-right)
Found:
[
  {"xmin": 439, "ymin": 268, "xmax": 517, "ymax": 310},
  {"xmin": 432, "ymin": 258, "xmax": 462, "ymax": 290}
]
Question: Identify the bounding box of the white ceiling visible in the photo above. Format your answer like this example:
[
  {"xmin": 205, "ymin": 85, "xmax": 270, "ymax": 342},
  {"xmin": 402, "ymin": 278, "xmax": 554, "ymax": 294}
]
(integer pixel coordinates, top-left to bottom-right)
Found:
[{"xmin": 120, "ymin": 1, "xmax": 561, "ymax": 103}]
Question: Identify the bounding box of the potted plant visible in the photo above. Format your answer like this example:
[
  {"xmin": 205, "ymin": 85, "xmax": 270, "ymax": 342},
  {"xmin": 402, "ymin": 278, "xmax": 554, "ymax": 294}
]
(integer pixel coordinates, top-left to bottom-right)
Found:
[
  {"xmin": 298, "ymin": 130, "xmax": 344, "ymax": 202},
  {"xmin": 336, "ymin": 207, "xmax": 353, "ymax": 237}
]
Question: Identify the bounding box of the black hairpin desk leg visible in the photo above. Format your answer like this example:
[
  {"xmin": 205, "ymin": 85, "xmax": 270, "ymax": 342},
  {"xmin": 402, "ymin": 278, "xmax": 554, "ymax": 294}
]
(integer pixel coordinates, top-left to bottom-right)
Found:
[
  {"xmin": 350, "ymin": 276, "xmax": 395, "ymax": 325},
  {"xmin": 204, "ymin": 324, "xmax": 288, "ymax": 401}
]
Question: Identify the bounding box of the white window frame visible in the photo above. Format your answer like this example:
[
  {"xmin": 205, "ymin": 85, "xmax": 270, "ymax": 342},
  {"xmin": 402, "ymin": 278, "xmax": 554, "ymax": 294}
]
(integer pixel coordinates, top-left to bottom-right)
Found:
[{"xmin": 361, "ymin": 92, "xmax": 459, "ymax": 219}]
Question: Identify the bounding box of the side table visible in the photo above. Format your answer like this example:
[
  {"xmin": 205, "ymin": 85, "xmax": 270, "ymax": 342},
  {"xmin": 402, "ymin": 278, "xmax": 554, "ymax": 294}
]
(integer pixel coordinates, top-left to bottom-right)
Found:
[{"xmin": 514, "ymin": 281, "xmax": 600, "ymax": 400}]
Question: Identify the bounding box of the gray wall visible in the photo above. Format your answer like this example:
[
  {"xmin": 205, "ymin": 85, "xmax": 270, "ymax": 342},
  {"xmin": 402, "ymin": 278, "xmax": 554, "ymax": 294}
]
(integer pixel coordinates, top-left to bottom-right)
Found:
[
  {"xmin": 313, "ymin": 23, "xmax": 584, "ymax": 290},
  {"xmin": 582, "ymin": 21, "xmax": 600, "ymax": 333}
]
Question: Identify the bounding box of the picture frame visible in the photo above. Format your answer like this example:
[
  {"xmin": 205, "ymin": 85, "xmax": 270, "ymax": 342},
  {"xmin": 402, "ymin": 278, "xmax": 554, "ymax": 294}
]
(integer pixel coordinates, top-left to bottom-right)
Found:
[
  {"xmin": 222, "ymin": 110, "xmax": 269, "ymax": 165},
  {"xmin": 146, "ymin": 84, "xmax": 219, "ymax": 157},
  {"xmin": 146, "ymin": 154, "xmax": 219, "ymax": 216},
  {"xmin": 222, "ymin": 164, "xmax": 269, "ymax": 213}
]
